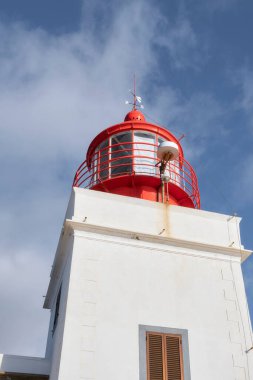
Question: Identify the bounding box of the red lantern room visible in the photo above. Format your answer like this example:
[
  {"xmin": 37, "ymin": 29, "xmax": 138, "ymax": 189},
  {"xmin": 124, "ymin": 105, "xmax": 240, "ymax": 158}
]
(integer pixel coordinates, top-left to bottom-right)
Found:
[
  {"xmin": 73, "ymin": 107, "xmax": 200, "ymax": 209},
  {"xmin": 73, "ymin": 112, "xmax": 200, "ymax": 208}
]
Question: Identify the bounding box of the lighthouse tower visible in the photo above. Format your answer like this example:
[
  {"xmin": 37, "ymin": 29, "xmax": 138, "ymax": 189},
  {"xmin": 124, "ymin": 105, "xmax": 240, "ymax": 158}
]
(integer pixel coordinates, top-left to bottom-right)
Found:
[{"xmin": 43, "ymin": 105, "xmax": 253, "ymax": 380}]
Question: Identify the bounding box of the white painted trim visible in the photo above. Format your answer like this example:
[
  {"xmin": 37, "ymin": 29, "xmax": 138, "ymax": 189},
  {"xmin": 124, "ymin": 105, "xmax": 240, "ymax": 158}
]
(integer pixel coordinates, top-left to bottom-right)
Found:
[
  {"xmin": 71, "ymin": 230, "xmax": 242, "ymax": 263},
  {"xmin": 66, "ymin": 219, "xmax": 251, "ymax": 260}
]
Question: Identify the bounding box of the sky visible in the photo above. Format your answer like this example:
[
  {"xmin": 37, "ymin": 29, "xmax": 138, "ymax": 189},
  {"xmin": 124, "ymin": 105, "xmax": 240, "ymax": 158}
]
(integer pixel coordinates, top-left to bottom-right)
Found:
[{"xmin": 0, "ymin": 0, "xmax": 253, "ymax": 357}]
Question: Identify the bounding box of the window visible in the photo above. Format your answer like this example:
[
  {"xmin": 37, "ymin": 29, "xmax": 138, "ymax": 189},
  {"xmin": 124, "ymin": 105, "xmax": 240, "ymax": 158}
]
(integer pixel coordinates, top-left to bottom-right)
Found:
[
  {"xmin": 111, "ymin": 132, "xmax": 132, "ymax": 177},
  {"xmin": 139, "ymin": 325, "xmax": 191, "ymax": 380},
  {"xmin": 147, "ymin": 332, "xmax": 183, "ymax": 380},
  {"xmin": 52, "ymin": 286, "xmax": 61, "ymax": 335},
  {"xmin": 134, "ymin": 132, "xmax": 156, "ymax": 175}
]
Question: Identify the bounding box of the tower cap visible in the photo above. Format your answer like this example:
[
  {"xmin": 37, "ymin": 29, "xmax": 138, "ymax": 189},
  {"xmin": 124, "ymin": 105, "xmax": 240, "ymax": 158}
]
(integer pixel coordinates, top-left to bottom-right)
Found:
[{"xmin": 124, "ymin": 110, "xmax": 146, "ymax": 122}]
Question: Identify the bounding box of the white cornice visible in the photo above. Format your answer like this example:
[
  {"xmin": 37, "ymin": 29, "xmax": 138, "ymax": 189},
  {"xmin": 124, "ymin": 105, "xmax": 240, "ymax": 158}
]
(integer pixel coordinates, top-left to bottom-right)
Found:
[{"xmin": 66, "ymin": 219, "xmax": 251, "ymax": 260}]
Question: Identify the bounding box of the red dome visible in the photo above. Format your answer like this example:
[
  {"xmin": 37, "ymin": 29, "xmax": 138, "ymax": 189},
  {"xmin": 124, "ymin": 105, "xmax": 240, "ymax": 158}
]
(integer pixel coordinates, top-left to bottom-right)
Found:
[{"xmin": 124, "ymin": 110, "xmax": 146, "ymax": 122}]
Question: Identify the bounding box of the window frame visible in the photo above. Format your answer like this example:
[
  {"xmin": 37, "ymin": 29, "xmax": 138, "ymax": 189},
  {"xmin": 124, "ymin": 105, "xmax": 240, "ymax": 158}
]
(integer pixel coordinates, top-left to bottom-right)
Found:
[{"xmin": 139, "ymin": 325, "xmax": 191, "ymax": 380}]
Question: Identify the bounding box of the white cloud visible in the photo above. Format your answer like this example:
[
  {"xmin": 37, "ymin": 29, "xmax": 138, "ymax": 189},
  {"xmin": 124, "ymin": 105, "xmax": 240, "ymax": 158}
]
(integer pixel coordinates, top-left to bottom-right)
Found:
[
  {"xmin": 0, "ymin": 248, "xmax": 50, "ymax": 356},
  {"xmin": 146, "ymin": 87, "xmax": 227, "ymax": 162},
  {"xmin": 0, "ymin": 0, "xmax": 233, "ymax": 356},
  {"xmin": 155, "ymin": 16, "xmax": 198, "ymax": 69}
]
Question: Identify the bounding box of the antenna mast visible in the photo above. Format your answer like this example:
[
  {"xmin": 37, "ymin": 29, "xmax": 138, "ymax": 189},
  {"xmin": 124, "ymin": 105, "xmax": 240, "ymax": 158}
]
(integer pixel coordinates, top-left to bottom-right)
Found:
[
  {"xmin": 133, "ymin": 74, "xmax": 136, "ymax": 110},
  {"xmin": 125, "ymin": 76, "xmax": 143, "ymax": 110}
]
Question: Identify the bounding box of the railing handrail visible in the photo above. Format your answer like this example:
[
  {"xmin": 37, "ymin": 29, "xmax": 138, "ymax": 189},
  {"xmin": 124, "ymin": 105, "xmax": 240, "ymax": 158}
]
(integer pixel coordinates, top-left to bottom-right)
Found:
[{"xmin": 73, "ymin": 140, "xmax": 200, "ymax": 208}]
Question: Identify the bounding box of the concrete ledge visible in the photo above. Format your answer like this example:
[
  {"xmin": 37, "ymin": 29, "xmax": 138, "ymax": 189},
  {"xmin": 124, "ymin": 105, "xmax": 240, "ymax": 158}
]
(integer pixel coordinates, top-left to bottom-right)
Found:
[{"xmin": 0, "ymin": 354, "xmax": 50, "ymax": 376}]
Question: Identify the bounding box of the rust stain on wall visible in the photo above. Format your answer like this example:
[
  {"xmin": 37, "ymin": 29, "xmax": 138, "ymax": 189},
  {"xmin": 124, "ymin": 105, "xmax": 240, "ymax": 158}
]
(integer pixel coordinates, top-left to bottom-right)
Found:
[{"xmin": 162, "ymin": 202, "xmax": 170, "ymax": 238}]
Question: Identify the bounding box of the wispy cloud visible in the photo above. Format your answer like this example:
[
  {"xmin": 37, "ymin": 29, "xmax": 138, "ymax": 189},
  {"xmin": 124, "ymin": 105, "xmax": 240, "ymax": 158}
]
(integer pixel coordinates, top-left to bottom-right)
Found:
[
  {"xmin": 0, "ymin": 248, "xmax": 50, "ymax": 356},
  {"xmin": 155, "ymin": 15, "xmax": 198, "ymax": 70},
  {"xmin": 0, "ymin": 0, "xmax": 206, "ymax": 356},
  {"xmin": 0, "ymin": 0, "xmax": 249, "ymax": 356},
  {"xmin": 146, "ymin": 87, "xmax": 227, "ymax": 161},
  {"xmin": 236, "ymin": 67, "xmax": 253, "ymax": 124}
]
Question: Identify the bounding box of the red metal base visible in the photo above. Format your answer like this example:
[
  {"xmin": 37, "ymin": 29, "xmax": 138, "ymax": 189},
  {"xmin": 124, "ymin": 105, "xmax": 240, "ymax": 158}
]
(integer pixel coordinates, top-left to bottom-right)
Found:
[{"xmin": 91, "ymin": 175, "xmax": 196, "ymax": 208}]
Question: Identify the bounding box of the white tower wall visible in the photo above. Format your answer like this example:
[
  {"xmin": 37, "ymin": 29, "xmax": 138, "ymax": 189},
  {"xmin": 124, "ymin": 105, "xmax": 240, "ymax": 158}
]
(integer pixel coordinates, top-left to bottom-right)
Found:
[{"xmin": 44, "ymin": 188, "xmax": 253, "ymax": 380}]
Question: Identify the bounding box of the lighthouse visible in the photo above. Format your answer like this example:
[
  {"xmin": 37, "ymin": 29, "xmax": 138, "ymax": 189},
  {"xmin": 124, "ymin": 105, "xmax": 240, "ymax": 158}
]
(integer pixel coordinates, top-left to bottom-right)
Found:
[
  {"xmin": 0, "ymin": 102, "xmax": 253, "ymax": 380},
  {"xmin": 43, "ymin": 102, "xmax": 253, "ymax": 380}
]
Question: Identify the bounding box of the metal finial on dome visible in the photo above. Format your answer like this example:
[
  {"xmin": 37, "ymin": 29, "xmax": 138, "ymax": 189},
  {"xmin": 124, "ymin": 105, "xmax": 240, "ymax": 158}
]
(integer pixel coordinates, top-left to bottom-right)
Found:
[{"xmin": 125, "ymin": 74, "xmax": 144, "ymax": 111}]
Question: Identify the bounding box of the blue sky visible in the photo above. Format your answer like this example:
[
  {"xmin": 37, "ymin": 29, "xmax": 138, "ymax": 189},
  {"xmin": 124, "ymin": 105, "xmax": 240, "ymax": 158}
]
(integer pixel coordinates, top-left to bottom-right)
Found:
[{"xmin": 0, "ymin": 0, "xmax": 253, "ymax": 356}]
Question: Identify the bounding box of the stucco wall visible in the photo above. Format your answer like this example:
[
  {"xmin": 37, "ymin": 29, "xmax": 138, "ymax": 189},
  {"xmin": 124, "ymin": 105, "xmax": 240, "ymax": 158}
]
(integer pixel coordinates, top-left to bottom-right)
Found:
[{"xmin": 47, "ymin": 189, "xmax": 253, "ymax": 380}]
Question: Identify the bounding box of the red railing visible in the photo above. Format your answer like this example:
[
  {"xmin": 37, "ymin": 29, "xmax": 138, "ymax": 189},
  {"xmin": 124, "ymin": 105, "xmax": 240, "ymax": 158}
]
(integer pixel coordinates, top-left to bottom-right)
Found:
[{"xmin": 73, "ymin": 141, "xmax": 200, "ymax": 208}]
